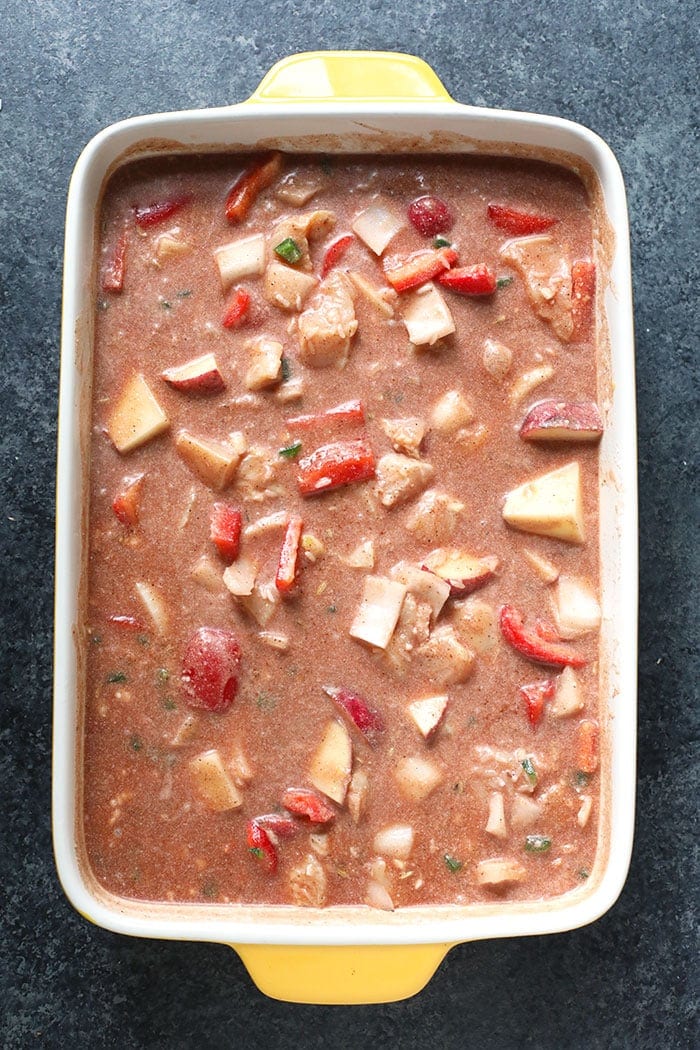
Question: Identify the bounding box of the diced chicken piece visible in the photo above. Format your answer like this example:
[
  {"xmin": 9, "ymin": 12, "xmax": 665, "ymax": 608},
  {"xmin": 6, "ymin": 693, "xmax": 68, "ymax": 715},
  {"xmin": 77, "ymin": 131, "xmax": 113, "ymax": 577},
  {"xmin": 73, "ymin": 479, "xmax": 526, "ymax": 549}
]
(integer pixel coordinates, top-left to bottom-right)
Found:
[
  {"xmin": 222, "ymin": 555, "xmax": 258, "ymax": 597},
  {"xmin": 263, "ymin": 261, "xmax": 318, "ymax": 312},
  {"xmin": 108, "ymin": 373, "xmax": 169, "ymax": 454},
  {"xmin": 503, "ymin": 462, "xmax": 585, "ymax": 544},
  {"xmin": 430, "ymin": 389, "xmax": 474, "ymax": 434},
  {"xmin": 500, "ymin": 236, "xmax": 574, "ymax": 342},
  {"xmin": 350, "ymin": 575, "xmax": 407, "ymax": 650},
  {"xmin": 288, "ymin": 853, "xmax": 327, "ymax": 907},
  {"xmin": 509, "ymin": 364, "xmax": 554, "ymax": 407},
  {"xmin": 308, "ymin": 719, "xmax": 352, "ymax": 805},
  {"xmin": 235, "ymin": 445, "xmax": 283, "ymax": 501},
  {"xmin": 407, "ymin": 695, "xmax": 449, "ymax": 740},
  {"xmin": 451, "ymin": 598, "xmax": 499, "ymax": 654},
  {"xmin": 342, "ymin": 540, "xmax": 375, "ymax": 569},
  {"xmin": 522, "ymin": 548, "xmax": 560, "ymax": 584},
  {"xmin": 415, "ymin": 625, "xmax": 475, "ymax": 686},
  {"xmin": 475, "ymin": 858, "xmax": 527, "ymax": 886},
  {"xmin": 272, "ymin": 209, "xmax": 336, "ymax": 270},
  {"xmin": 347, "ymin": 769, "xmax": 369, "ymax": 824},
  {"xmin": 390, "ymin": 562, "xmax": 450, "ymax": 621},
  {"xmin": 510, "ymin": 794, "xmax": 542, "ymax": 829},
  {"xmin": 238, "ymin": 579, "xmax": 280, "ymax": 625},
  {"xmin": 275, "ymin": 170, "xmax": 324, "ymax": 206},
  {"xmin": 485, "ymin": 792, "xmax": 508, "ymax": 838},
  {"xmin": 134, "ymin": 581, "xmax": 168, "ymax": 635},
  {"xmin": 298, "ymin": 271, "xmax": 358, "ymax": 368},
  {"xmin": 244, "ymin": 336, "xmax": 284, "ymax": 391},
  {"xmin": 379, "ymin": 417, "xmax": 426, "ymax": 458},
  {"xmin": 405, "ymin": 489, "xmax": 464, "ymax": 545},
  {"xmin": 175, "ymin": 430, "xmax": 247, "ymax": 490},
  {"xmin": 189, "ymin": 749, "xmax": 242, "ymax": 811},
  {"xmin": 375, "ymin": 453, "xmax": 433, "ymax": 508},
  {"xmin": 154, "ymin": 229, "xmax": 191, "ymax": 263},
  {"xmin": 383, "ymin": 594, "xmax": 432, "ymax": 675},
  {"xmin": 401, "ymin": 282, "xmax": 455, "ymax": 346},
  {"xmin": 190, "ymin": 554, "xmax": 224, "ymax": 594},
  {"xmin": 351, "ymin": 202, "xmax": 404, "ymax": 255},
  {"xmin": 373, "ymin": 824, "xmax": 414, "ymax": 859},
  {"xmin": 482, "ymin": 337, "xmax": 513, "ymax": 380},
  {"xmin": 394, "ymin": 754, "xmax": 443, "ymax": 801},
  {"xmin": 348, "ymin": 271, "xmax": 397, "ymax": 318},
  {"xmin": 550, "ymin": 666, "xmax": 585, "ymax": 718},
  {"xmin": 552, "ymin": 575, "xmax": 601, "ymax": 638},
  {"xmin": 214, "ymin": 233, "xmax": 266, "ymax": 290}
]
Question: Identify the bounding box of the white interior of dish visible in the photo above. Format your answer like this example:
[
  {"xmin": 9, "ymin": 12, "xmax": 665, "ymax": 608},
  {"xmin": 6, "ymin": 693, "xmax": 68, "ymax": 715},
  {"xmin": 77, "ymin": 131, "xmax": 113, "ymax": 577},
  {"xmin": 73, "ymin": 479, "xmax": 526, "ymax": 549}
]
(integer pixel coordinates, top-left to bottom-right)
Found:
[{"xmin": 54, "ymin": 100, "xmax": 637, "ymax": 947}]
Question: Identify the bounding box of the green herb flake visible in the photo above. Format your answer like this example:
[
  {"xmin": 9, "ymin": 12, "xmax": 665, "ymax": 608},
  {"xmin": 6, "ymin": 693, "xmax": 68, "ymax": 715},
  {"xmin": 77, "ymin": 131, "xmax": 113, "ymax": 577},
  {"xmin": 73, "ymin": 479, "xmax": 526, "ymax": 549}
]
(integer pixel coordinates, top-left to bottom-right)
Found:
[
  {"xmin": 107, "ymin": 671, "xmax": 127, "ymax": 684},
  {"xmin": 255, "ymin": 691, "xmax": 278, "ymax": 712},
  {"xmin": 98, "ymin": 299, "xmax": 109, "ymax": 311},
  {"xmin": 433, "ymin": 236, "xmax": 452, "ymax": 248},
  {"xmin": 249, "ymin": 847, "xmax": 264, "ymax": 860},
  {"xmin": 327, "ymin": 604, "xmax": 337, "ymax": 614},
  {"xmin": 521, "ymin": 757, "xmax": 538, "ymax": 787},
  {"xmin": 130, "ymin": 735, "xmax": 143, "ymax": 753},
  {"xmin": 279, "ymin": 440, "xmax": 302, "ymax": 460},
  {"xmin": 162, "ymin": 697, "xmax": 177, "ymax": 711},
  {"xmin": 160, "ymin": 299, "xmax": 172, "ymax": 309},
  {"xmin": 525, "ymin": 834, "xmax": 552, "ymax": 854},
  {"xmin": 177, "ymin": 289, "xmax": 192, "ymax": 298},
  {"xmin": 574, "ymin": 770, "xmax": 591, "ymax": 789},
  {"xmin": 90, "ymin": 633, "xmax": 103, "ymax": 646},
  {"xmin": 496, "ymin": 276, "xmax": 513, "ymax": 289},
  {"xmin": 280, "ymin": 356, "xmax": 292, "ymax": 382},
  {"xmin": 578, "ymin": 867, "xmax": 590, "ymax": 881},
  {"xmin": 156, "ymin": 668, "xmax": 169, "ymax": 684},
  {"xmin": 137, "ymin": 633, "xmax": 149, "ymax": 647},
  {"xmin": 202, "ymin": 879, "xmax": 219, "ymax": 898},
  {"xmin": 274, "ymin": 237, "xmax": 303, "ymax": 265},
  {"xmin": 444, "ymin": 853, "xmax": 463, "ymax": 874}
]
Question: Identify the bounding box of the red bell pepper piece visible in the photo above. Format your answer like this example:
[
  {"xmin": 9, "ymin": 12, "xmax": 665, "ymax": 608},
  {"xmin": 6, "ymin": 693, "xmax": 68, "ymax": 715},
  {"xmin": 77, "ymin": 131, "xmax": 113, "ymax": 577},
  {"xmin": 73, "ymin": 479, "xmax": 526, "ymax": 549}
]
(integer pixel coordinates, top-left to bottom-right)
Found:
[
  {"xmin": 296, "ymin": 439, "xmax": 376, "ymax": 497},
  {"xmin": 321, "ymin": 234, "xmax": 354, "ymax": 278},
  {"xmin": 255, "ymin": 813, "xmax": 299, "ymax": 839},
  {"xmin": 209, "ymin": 503, "xmax": 242, "ymax": 563},
  {"xmin": 499, "ymin": 604, "xmax": 586, "ymax": 668},
  {"xmin": 519, "ymin": 679, "xmax": 555, "ymax": 727},
  {"xmin": 322, "ymin": 685, "xmax": 384, "ymax": 743},
  {"xmin": 487, "ymin": 203, "xmax": 558, "ymax": 236},
  {"xmin": 108, "ymin": 615, "xmax": 146, "ymax": 632},
  {"xmin": 570, "ymin": 260, "xmax": 596, "ymax": 341},
  {"xmin": 275, "ymin": 515, "xmax": 303, "ymax": 593},
  {"xmin": 246, "ymin": 819, "xmax": 278, "ymax": 873},
  {"xmin": 222, "ymin": 287, "xmax": 251, "ymax": 329},
  {"xmin": 134, "ymin": 194, "xmax": 192, "ymax": 229},
  {"xmin": 112, "ymin": 474, "xmax": 144, "ymax": 526},
  {"xmin": 225, "ymin": 152, "xmax": 283, "ymax": 224},
  {"xmin": 575, "ymin": 719, "xmax": 599, "ymax": 774},
  {"xmin": 281, "ymin": 788, "xmax": 336, "ymax": 824},
  {"xmin": 101, "ymin": 231, "xmax": 127, "ymax": 293},
  {"xmin": 286, "ymin": 399, "xmax": 365, "ymax": 430},
  {"xmin": 383, "ymin": 246, "xmax": 458, "ymax": 293},
  {"xmin": 437, "ymin": 263, "xmax": 497, "ymax": 296}
]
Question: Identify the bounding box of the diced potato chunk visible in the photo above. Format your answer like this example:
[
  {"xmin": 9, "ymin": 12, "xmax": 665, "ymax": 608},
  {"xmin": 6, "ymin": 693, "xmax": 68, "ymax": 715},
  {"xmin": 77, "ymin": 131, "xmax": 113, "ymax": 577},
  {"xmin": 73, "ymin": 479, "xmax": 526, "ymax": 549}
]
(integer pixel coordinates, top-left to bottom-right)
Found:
[
  {"xmin": 502, "ymin": 462, "xmax": 585, "ymax": 544},
  {"xmin": 134, "ymin": 580, "xmax": 169, "ymax": 635},
  {"xmin": 366, "ymin": 880, "xmax": 395, "ymax": 912},
  {"xmin": 384, "ymin": 595, "xmax": 432, "ymax": 675},
  {"xmin": 401, "ymin": 283, "xmax": 455, "ymax": 346},
  {"xmin": 214, "ymin": 233, "xmax": 266, "ymax": 289},
  {"xmin": 451, "ymin": 598, "xmax": 498, "ymax": 654},
  {"xmin": 475, "ymin": 858, "xmax": 527, "ymax": 886},
  {"xmin": 154, "ymin": 230, "xmax": 191, "ymax": 263},
  {"xmin": 189, "ymin": 749, "xmax": 242, "ymax": 811},
  {"xmin": 407, "ymin": 695, "xmax": 449, "ymax": 739},
  {"xmin": 550, "ymin": 666, "xmax": 585, "ymax": 718},
  {"xmin": 577, "ymin": 795, "xmax": 593, "ymax": 828},
  {"xmin": 342, "ymin": 540, "xmax": 375, "ymax": 569},
  {"xmin": 430, "ymin": 389, "xmax": 474, "ymax": 434},
  {"xmin": 376, "ymin": 453, "xmax": 433, "ymax": 508},
  {"xmin": 348, "ymin": 271, "xmax": 396, "ymax": 318},
  {"xmin": 373, "ymin": 824, "xmax": 414, "ymax": 859},
  {"xmin": 351, "ymin": 202, "xmax": 403, "ymax": 255},
  {"xmin": 190, "ymin": 554, "xmax": 224, "ymax": 594},
  {"xmin": 175, "ymin": 430, "xmax": 247, "ymax": 490},
  {"xmin": 394, "ymin": 755, "xmax": 443, "ymax": 801},
  {"xmin": 390, "ymin": 562, "xmax": 450, "ymax": 621},
  {"xmin": 405, "ymin": 489, "xmax": 464, "ymax": 545},
  {"xmin": 298, "ymin": 271, "xmax": 358, "ymax": 368},
  {"xmin": 379, "ymin": 417, "xmax": 426, "ymax": 458},
  {"xmin": 415, "ymin": 626, "xmax": 475, "ymax": 686},
  {"xmin": 275, "ymin": 170, "xmax": 324, "ymax": 206},
  {"xmin": 485, "ymin": 792, "xmax": 508, "ymax": 838},
  {"xmin": 522, "ymin": 548, "xmax": 560, "ymax": 583},
  {"xmin": 349, "ymin": 575, "xmax": 407, "ymax": 650},
  {"xmin": 108, "ymin": 373, "xmax": 169, "ymax": 454},
  {"xmin": 511, "ymin": 795, "xmax": 542, "ymax": 829},
  {"xmin": 347, "ymin": 768, "xmax": 369, "ymax": 824},
  {"xmin": 482, "ymin": 337, "xmax": 513, "ymax": 380},
  {"xmin": 552, "ymin": 575, "xmax": 601, "ymax": 638},
  {"xmin": 244, "ymin": 336, "xmax": 283, "ymax": 391},
  {"xmin": 288, "ymin": 853, "xmax": 327, "ymax": 907},
  {"xmin": 308, "ymin": 719, "xmax": 352, "ymax": 805},
  {"xmin": 263, "ymin": 261, "xmax": 318, "ymax": 311}
]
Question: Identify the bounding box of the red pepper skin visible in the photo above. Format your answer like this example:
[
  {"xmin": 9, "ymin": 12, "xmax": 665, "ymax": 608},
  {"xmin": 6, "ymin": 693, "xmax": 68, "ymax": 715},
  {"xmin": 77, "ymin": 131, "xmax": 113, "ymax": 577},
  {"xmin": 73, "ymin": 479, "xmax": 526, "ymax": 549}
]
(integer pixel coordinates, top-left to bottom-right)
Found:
[
  {"xmin": 101, "ymin": 232, "xmax": 127, "ymax": 293},
  {"xmin": 296, "ymin": 439, "xmax": 376, "ymax": 497},
  {"xmin": 384, "ymin": 247, "xmax": 458, "ymax": 293},
  {"xmin": 323, "ymin": 685, "xmax": 384, "ymax": 743},
  {"xmin": 286, "ymin": 399, "xmax": 365, "ymax": 430},
  {"xmin": 570, "ymin": 260, "xmax": 596, "ymax": 341},
  {"xmin": 321, "ymin": 234, "xmax": 354, "ymax": 278},
  {"xmin": 519, "ymin": 679, "xmax": 555, "ymax": 727},
  {"xmin": 209, "ymin": 503, "xmax": 242, "ymax": 563},
  {"xmin": 112, "ymin": 474, "xmax": 144, "ymax": 526},
  {"xmin": 576, "ymin": 719, "xmax": 599, "ymax": 774},
  {"xmin": 499, "ymin": 605, "xmax": 587, "ymax": 668},
  {"xmin": 255, "ymin": 813, "xmax": 298, "ymax": 839},
  {"xmin": 222, "ymin": 287, "xmax": 251, "ymax": 329},
  {"xmin": 246, "ymin": 819, "xmax": 278, "ymax": 873},
  {"xmin": 275, "ymin": 515, "xmax": 303, "ymax": 593},
  {"xmin": 487, "ymin": 203, "xmax": 558, "ymax": 236},
  {"xmin": 134, "ymin": 194, "xmax": 192, "ymax": 228},
  {"xmin": 437, "ymin": 263, "xmax": 497, "ymax": 296},
  {"xmin": 281, "ymin": 788, "xmax": 336, "ymax": 824},
  {"xmin": 225, "ymin": 152, "xmax": 283, "ymax": 224},
  {"xmin": 108, "ymin": 615, "xmax": 146, "ymax": 632}
]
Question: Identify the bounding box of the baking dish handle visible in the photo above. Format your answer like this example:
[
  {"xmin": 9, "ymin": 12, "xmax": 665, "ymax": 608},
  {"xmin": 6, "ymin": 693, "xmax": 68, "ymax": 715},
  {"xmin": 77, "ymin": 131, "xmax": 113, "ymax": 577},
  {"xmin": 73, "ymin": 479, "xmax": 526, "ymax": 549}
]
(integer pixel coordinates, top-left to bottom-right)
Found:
[
  {"xmin": 244, "ymin": 51, "xmax": 453, "ymax": 105},
  {"xmin": 233, "ymin": 942, "xmax": 454, "ymax": 1004}
]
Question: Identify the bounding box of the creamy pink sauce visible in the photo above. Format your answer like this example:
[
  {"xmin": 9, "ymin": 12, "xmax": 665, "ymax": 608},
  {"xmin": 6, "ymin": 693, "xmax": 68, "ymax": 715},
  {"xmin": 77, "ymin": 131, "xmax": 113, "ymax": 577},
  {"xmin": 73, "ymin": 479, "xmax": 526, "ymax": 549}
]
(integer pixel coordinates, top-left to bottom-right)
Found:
[{"xmin": 84, "ymin": 153, "xmax": 601, "ymax": 908}]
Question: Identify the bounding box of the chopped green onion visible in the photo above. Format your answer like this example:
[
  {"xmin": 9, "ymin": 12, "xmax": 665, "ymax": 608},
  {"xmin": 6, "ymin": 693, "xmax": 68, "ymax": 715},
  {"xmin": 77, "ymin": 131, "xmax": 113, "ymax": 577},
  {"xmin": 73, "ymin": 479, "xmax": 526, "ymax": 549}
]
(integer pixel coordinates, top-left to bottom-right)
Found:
[
  {"xmin": 98, "ymin": 299, "xmax": 109, "ymax": 311},
  {"xmin": 280, "ymin": 356, "xmax": 292, "ymax": 382},
  {"xmin": 525, "ymin": 834, "xmax": 551, "ymax": 853},
  {"xmin": 107, "ymin": 671, "xmax": 127, "ymax": 684},
  {"xmin": 279, "ymin": 440, "xmax": 302, "ymax": 459},
  {"xmin": 130, "ymin": 735, "xmax": 143, "ymax": 752},
  {"xmin": 160, "ymin": 299, "xmax": 172, "ymax": 309},
  {"xmin": 177, "ymin": 289, "xmax": 192, "ymax": 298},
  {"xmin": 91, "ymin": 633, "xmax": 103, "ymax": 646},
  {"xmin": 274, "ymin": 237, "xmax": 303, "ymax": 265},
  {"xmin": 574, "ymin": 770, "xmax": 591, "ymax": 789},
  {"xmin": 157, "ymin": 668, "xmax": 169, "ymax": 684},
  {"xmin": 202, "ymin": 879, "xmax": 218, "ymax": 898},
  {"xmin": 327, "ymin": 604, "xmax": 337, "ymax": 614},
  {"xmin": 578, "ymin": 867, "xmax": 590, "ymax": 880},
  {"xmin": 521, "ymin": 757, "xmax": 537, "ymax": 787},
  {"xmin": 319, "ymin": 156, "xmax": 333, "ymax": 175},
  {"xmin": 137, "ymin": 633, "xmax": 149, "ymax": 647},
  {"xmin": 496, "ymin": 276, "xmax": 513, "ymax": 289},
  {"xmin": 433, "ymin": 236, "xmax": 452, "ymax": 248},
  {"xmin": 249, "ymin": 847, "xmax": 264, "ymax": 860},
  {"xmin": 443, "ymin": 853, "xmax": 463, "ymax": 873},
  {"xmin": 255, "ymin": 691, "xmax": 278, "ymax": 712},
  {"xmin": 162, "ymin": 697, "xmax": 177, "ymax": 711}
]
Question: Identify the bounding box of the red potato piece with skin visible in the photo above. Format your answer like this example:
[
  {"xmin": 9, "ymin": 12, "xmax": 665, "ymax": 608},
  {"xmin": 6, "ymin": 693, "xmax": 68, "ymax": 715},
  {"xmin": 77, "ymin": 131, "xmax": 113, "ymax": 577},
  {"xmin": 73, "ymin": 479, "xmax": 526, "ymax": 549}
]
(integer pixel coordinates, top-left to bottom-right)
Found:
[
  {"xmin": 384, "ymin": 247, "xmax": 458, "ymax": 293},
  {"xmin": 422, "ymin": 549, "xmax": 498, "ymax": 597},
  {"xmin": 281, "ymin": 788, "xmax": 336, "ymax": 824},
  {"xmin": 437, "ymin": 264, "xmax": 497, "ymax": 297},
  {"xmin": 108, "ymin": 614, "xmax": 146, "ymax": 632},
  {"xmin": 322, "ymin": 685, "xmax": 385, "ymax": 743},
  {"xmin": 321, "ymin": 234, "xmax": 355, "ymax": 278},
  {"xmin": 487, "ymin": 203, "xmax": 558, "ymax": 236},
  {"xmin": 499, "ymin": 604, "xmax": 587, "ymax": 668},
  {"xmin": 576, "ymin": 719, "xmax": 599, "ymax": 773},
  {"xmin": 246, "ymin": 819, "xmax": 278, "ymax": 873},
  {"xmin": 101, "ymin": 231, "xmax": 127, "ymax": 293},
  {"xmin": 520, "ymin": 678, "xmax": 555, "ymax": 727},
  {"xmin": 571, "ymin": 260, "xmax": 596, "ymax": 341},
  {"xmin": 134, "ymin": 194, "xmax": 192, "ymax": 228},
  {"xmin": 112, "ymin": 474, "xmax": 144, "ymax": 526},
  {"xmin": 209, "ymin": 503, "xmax": 242, "ymax": 563},
  {"xmin": 296, "ymin": 439, "xmax": 376, "ymax": 497},
  {"xmin": 520, "ymin": 399, "xmax": 603, "ymax": 442},
  {"xmin": 181, "ymin": 627, "xmax": 242, "ymax": 712},
  {"xmin": 225, "ymin": 152, "xmax": 283, "ymax": 224},
  {"xmin": 254, "ymin": 813, "xmax": 299, "ymax": 839},
  {"xmin": 222, "ymin": 287, "xmax": 251, "ymax": 329},
  {"xmin": 161, "ymin": 353, "xmax": 226, "ymax": 395},
  {"xmin": 286, "ymin": 399, "xmax": 365, "ymax": 430},
  {"xmin": 275, "ymin": 515, "xmax": 303, "ymax": 593},
  {"xmin": 407, "ymin": 195, "xmax": 454, "ymax": 237}
]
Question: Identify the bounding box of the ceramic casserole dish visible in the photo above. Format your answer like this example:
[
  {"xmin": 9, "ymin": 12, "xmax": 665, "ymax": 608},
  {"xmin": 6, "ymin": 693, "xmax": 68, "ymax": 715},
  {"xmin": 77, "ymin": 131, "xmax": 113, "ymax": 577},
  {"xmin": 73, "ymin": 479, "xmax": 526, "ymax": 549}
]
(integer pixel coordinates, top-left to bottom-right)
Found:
[{"xmin": 54, "ymin": 51, "xmax": 637, "ymax": 1004}]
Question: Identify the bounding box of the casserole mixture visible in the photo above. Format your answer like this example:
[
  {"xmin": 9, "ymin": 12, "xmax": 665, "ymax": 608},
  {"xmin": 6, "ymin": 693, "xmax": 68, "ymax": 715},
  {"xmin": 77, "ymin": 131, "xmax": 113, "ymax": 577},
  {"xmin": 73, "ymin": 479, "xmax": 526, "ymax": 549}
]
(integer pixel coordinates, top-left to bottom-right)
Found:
[{"xmin": 85, "ymin": 151, "xmax": 603, "ymax": 909}]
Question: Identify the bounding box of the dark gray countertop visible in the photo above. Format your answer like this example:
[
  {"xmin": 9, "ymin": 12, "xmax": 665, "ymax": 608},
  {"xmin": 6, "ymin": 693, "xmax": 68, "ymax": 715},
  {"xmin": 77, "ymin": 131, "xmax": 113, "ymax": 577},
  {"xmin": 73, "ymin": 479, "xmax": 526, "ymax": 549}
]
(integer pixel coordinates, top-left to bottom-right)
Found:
[{"xmin": 1, "ymin": 1, "xmax": 697, "ymax": 1046}]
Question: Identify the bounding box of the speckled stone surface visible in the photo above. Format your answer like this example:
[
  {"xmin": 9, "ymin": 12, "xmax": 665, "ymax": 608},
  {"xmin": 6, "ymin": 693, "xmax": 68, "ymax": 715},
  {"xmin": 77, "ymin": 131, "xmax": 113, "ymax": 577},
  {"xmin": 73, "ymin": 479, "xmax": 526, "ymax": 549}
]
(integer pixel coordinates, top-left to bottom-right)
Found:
[{"xmin": 1, "ymin": 1, "xmax": 697, "ymax": 1046}]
